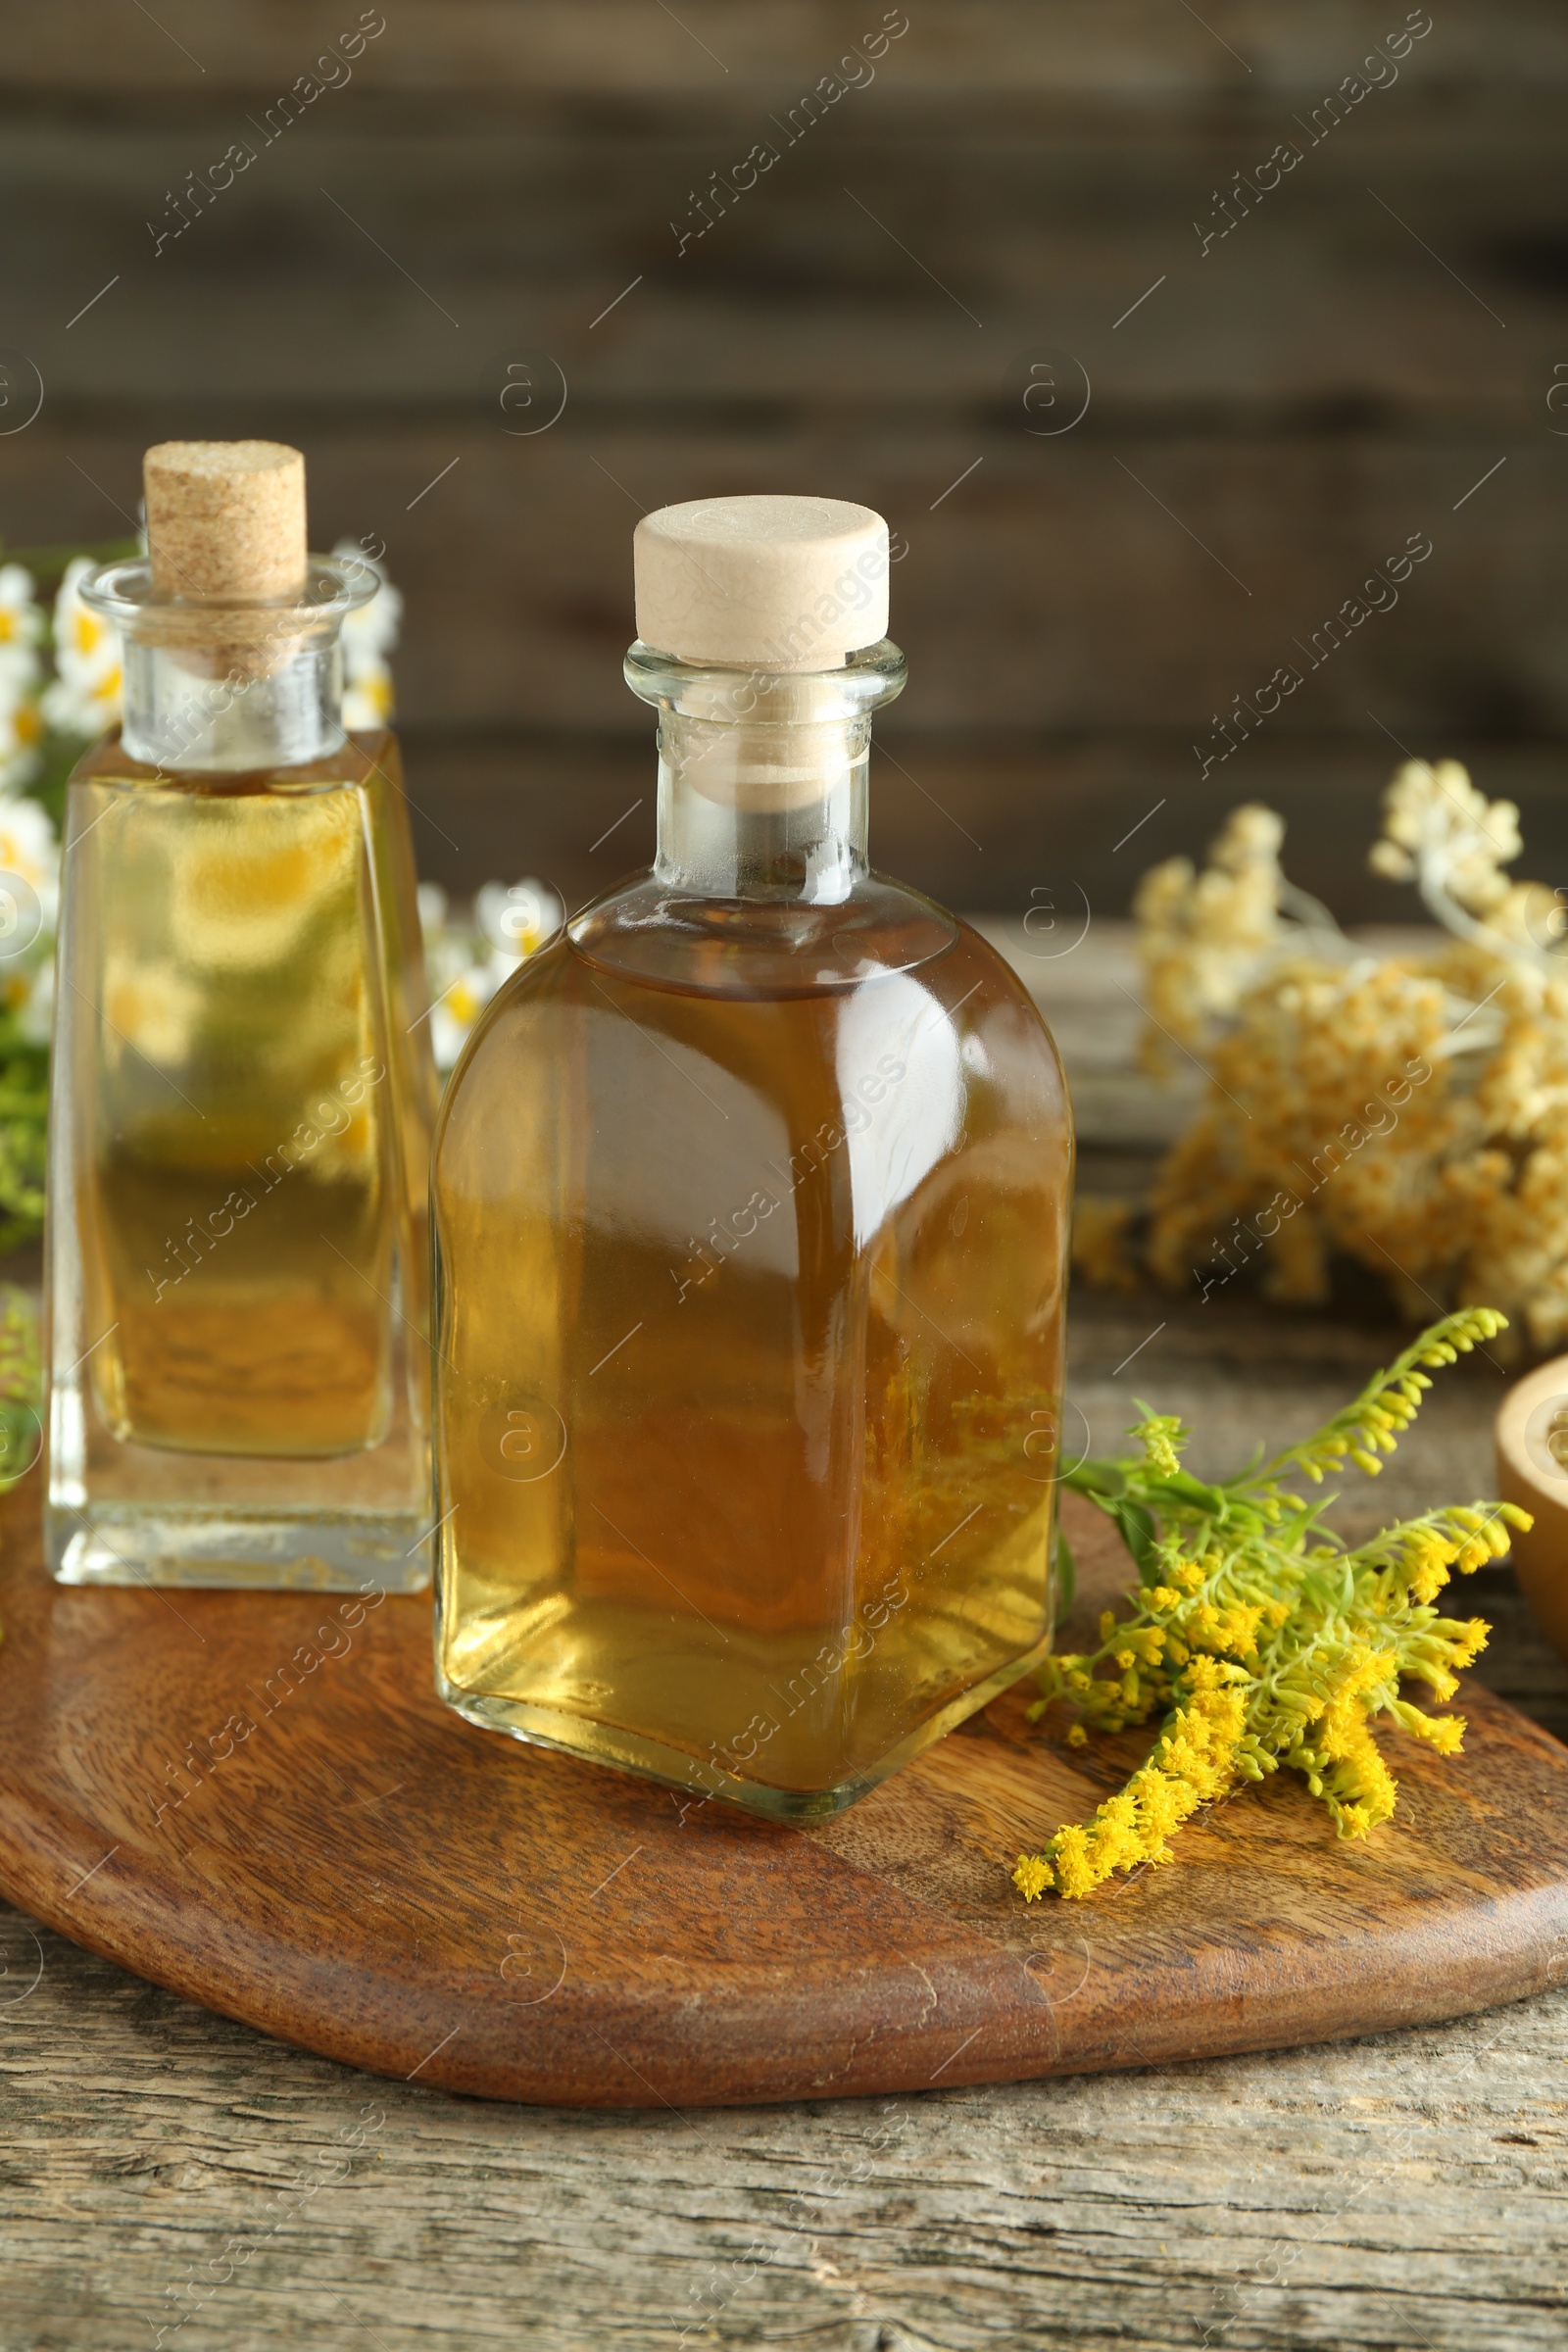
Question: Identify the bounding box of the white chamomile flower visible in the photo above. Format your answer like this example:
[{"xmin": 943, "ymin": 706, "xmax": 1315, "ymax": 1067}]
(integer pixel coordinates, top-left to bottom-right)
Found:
[
  {"xmin": 0, "ymin": 795, "xmax": 61, "ymax": 933},
  {"xmin": 332, "ymin": 538, "xmax": 402, "ymax": 732},
  {"xmin": 417, "ymin": 876, "xmax": 564, "ymax": 1073},
  {"xmin": 0, "ymin": 792, "xmax": 60, "ymax": 1045},
  {"xmin": 0, "ymin": 567, "xmax": 47, "ymax": 789},
  {"xmin": 0, "ymin": 664, "xmax": 45, "ymax": 793},
  {"xmin": 0, "ymin": 565, "xmax": 43, "ymax": 662},
  {"xmin": 41, "ymin": 557, "xmax": 122, "ymax": 739},
  {"xmin": 342, "ymin": 669, "xmax": 394, "ymax": 731},
  {"xmin": 475, "ymin": 878, "xmax": 564, "ymax": 963},
  {"xmin": 429, "ymin": 973, "xmax": 487, "ymax": 1074}
]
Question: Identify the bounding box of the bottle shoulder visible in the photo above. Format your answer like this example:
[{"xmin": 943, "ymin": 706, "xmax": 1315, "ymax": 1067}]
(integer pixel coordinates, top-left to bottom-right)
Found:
[
  {"xmin": 561, "ymin": 875, "xmax": 1061, "ymax": 1048},
  {"xmin": 564, "ymin": 867, "xmax": 965, "ymax": 1001},
  {"xmin": 455, "ymin": 880, "xmax": 1063, "ymax": 1042},
  {"xmin": 435, "ymin": 911, "xmax": 1072, "ymax": 1202},
  {"xmin": 66, "ymin": 727, "xmax": 397, "ymax": 800},
  {"xmin": 441, "ymin": 883, "xmax": 1067, "ymax": 1125}
]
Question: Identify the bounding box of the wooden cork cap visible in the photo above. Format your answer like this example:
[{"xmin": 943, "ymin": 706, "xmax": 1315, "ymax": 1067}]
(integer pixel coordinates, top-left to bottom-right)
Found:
[
  {"xmin": 144, "ymin": 440, "xmax": 308, "ymax": 600},
  {"xmin": 634, "ymin": 494, "xmax": 889, "ymax": 671}
]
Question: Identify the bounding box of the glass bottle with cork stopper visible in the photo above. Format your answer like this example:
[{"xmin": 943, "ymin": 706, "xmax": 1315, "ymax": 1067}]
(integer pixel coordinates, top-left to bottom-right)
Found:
[
  {"xmin": 430, "ymin": 493, "xmax": 1073, "ymax": 1817},
  {"xmin": 46, "ymin": 439, "xmax": 438, "ymax": 1589}
]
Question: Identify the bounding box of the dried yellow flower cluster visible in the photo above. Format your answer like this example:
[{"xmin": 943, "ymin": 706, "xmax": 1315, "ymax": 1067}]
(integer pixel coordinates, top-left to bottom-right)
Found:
[
  {"xmin": 1013, "ymin": 1310, "xmax": 1525, "ymax": 1902},
  {"xmin": 1084, "ymin": 762, "xmax": 1568, "ymax": 1349}
]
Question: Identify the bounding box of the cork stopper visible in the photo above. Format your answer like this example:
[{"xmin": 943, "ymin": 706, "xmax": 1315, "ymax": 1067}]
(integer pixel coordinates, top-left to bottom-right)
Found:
[
  {"xmin": 144, "ymin": 440, "xmax": 308, "ymax": 601},
  {"xmin": 634, "ymin": 495, "xmax": 889, "ymax": 672}
]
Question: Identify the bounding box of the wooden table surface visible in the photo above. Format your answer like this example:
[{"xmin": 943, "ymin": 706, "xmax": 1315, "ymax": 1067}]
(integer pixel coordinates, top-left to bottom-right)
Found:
[{"xmin": 5, "ymin": 1143, "xmax": 1568, "ymax": 2348}]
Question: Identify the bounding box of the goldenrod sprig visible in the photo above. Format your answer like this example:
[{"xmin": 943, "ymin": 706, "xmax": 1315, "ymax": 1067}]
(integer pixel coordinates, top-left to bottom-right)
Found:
[
  {"xmin": 1013, "ymin": 1309, "xmax": 1529, "ymax": 1901},
  {"xmin": 1252, "ymin": 1309, "xmax": 1506, "ymax": 1493}
]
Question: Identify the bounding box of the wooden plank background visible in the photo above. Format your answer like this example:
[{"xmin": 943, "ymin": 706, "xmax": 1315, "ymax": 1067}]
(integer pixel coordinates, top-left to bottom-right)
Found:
[{"xmin": 1, "ymin": 1, "xmax": 1563, "ymax": 912}]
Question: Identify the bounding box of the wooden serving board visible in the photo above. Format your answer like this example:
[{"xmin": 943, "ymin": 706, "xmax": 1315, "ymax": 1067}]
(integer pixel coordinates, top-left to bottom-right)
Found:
[{"xmin": 1, "ymin": 1480, "xmax": 1565, "ymax": 2109}]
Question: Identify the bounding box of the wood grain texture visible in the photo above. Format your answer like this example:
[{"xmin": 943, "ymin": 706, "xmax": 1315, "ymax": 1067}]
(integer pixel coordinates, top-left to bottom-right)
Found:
[
  {"xmin": 2, "ymin": 1290, "xmax": 1566, "ymax": 2347},
  {"xmin": 0, "ymin": 0, "xmax": 1560, "ymax": 914},
  {"xmin": 0, "ymin": 1470, "xmax": 1564, "ymax": 2113},
  {"xmin": 9, "ymin": 426, "xmax": 1557, "ymax": 742},
  {"xmin": 0, "ymin": 1959, "xmax": 1564, "ymax": 2352},
  {"xmin": 395, "ymin": 731, "xmax": 1568, "ymax": 925},
  {"xmin": 3, "ymin": 0, "xmax": 1566, "ymax": 98}
]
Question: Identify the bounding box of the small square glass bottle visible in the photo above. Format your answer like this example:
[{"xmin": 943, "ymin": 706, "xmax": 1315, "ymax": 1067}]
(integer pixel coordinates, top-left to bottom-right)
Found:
[
  {"xmin": 431, "ymin": 496, "xmax": 1072, "ymax": 1816},
  {"xmin": 45, "ymin": 441, "xmax": 438, "ymax": 1589}
]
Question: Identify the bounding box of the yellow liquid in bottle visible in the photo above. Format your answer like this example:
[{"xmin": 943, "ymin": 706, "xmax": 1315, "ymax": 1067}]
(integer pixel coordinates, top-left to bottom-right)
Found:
[
  {"xmin": 62, "ymin": 733, "xmax": 432, "ymax": 1463},
  {"xmin": 433, "ymin": 892, "xmax": 1071, "ymax": 1816}
]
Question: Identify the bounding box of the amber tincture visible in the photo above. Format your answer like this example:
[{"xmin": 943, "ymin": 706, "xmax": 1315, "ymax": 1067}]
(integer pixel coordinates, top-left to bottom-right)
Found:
[
  {"xmin": 46, "ymin": 441, "xmax": 436, "ymax": 1588},
  {"xmin": 432, "ymin": 495, "xmax": 1072, "ymax": 1816}
]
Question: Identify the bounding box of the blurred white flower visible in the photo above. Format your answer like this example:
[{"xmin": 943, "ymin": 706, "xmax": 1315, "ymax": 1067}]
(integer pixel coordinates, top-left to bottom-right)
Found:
[
  {"xmin": 0, "ymin": 797, "xmax": 61, "ymax": 930},
  {"xmin": 475, "ymin": 878, "xmax": 563, "ymax": 958},
  {"xmin": 0, "ymin": 664, "xmax": 43, "ymax": 795},
  {"xmin": 0, "ymin": 566, "xmax": 46, "ymax": 791},
  {"xmin": 0, "ymin": 793, "xmax": 60, "ymax": 1044},
  {"xmin": 0, "ymin": 565, "xmax": 43, "ymax": 662},
  {"xmin": 41, "ymin": 557, "xmax": 122, "ymax": 740},
  {"xmin": 332, "ymin": 538, "xmax": 403, "ymax": 732},
  {"xmin": 417, "ymin": 875, "xmax": 564, "ymax": 1073},
  {"xmin": 427, "ymin": 973, "xmax": 486, "ymax": 1074}
]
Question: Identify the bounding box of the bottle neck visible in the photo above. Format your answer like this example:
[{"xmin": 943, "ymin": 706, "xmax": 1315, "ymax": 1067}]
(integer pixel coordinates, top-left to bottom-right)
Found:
[
  {"xmin": 121, "ymin": 633, "xmax": 346, "ymax": 772},
  {"xmin": 81, "ymin": 555, "xmax": 374, "ymax": 774},
  {"xmin": 654, "ymin": 706, "xmax": 872, "ymax": 905},
  {"xmin": 626, "ymin": 641, "xmax": 906, "ymax": 905}
]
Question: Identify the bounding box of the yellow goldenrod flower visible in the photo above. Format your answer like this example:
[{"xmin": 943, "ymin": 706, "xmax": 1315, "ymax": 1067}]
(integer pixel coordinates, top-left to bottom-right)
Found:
[
  {"xmin": 1012, "ymin": 1853, "xmax": 1052, "ymax": 1903},
  {"xmin": 1013, "ymin": 1312, "xmax": 1509, "ymax": 1900},
  {"xmin": 1134, "ymin": 1412, "xmax": 1186, "ymax": 1477}
]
